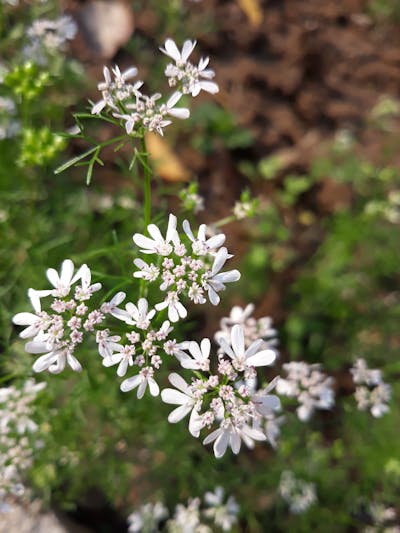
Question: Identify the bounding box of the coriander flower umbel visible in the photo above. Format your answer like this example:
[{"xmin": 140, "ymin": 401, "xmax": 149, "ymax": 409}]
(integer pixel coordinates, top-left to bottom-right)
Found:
[
  {"xmin": 115, "ymin": 91, "xmax": 190, "ymax": 137},
  {"xmin": 133, "ymin": 215, "xmax": 240, "ymax": 321},
  {"xmin": 161, "ymin": 326, "xmax": 280, "ymax": 458},
  {"xmin": 91, "ymin": 65, "xmax": 143, "ymax": 115},
  {"xmin": 160, "ymin": 38, "xmax": 219, "ymax": 96},
  {"xmin": 12, "ymin": 260, "xmax": 104, "ymax": 374}
]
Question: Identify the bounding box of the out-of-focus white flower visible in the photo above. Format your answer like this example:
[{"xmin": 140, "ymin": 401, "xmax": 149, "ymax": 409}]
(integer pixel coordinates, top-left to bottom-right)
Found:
[
  {"xmin": 277, "ymin": 362, "xmax": 335, "ymax": 421},
  {"xmin": 127, "ymin": 501, "xmax": 169, "ymax": 532},
  {"xmin": 350, "ymin": 358, "xmax": 391, "ymax": 417},
  {"xmin": 23, "ymin": 15, "xmax": 77, "ymax": 65},
  {"xmin": 203, "ymin": 487, "xmax": 239, "ymax": 531},
  {"xmin": 215, "ymin": 303, "xmax": 278, "ymax": 351},
  {"xmin": 279, "ymin": 471, "xmax": 317, "ymax": 514},
  {"xmin": 160, "ymin": 38, "xmax": 219, "ymax": 97}
]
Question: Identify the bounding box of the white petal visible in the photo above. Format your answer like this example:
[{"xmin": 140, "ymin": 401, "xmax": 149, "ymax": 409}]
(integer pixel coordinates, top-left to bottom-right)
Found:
[
  {"xmin": 203, "ymin": 428, "xmax": 220, "ymax": 445},
  {"xmin": 206, "ymin": 234, "xmax": 225, "ymax": 249},
  {"xmin": 133, "ymin": 233, "xmax": 156, "ymax": 251},
  {"xmin": 32, "ymin": 352, "xmax": 58, "ymax": 373},
  {"xmin": 168, "ymin": 107, "xmax": 190, "ymax": 120},
  {"xmin": 214, "ymin": 270, "xmax": 241, "ymax": 283},
  {"xmin": 148, "ymin": 378, "xmax": 160, "ymax": 397},
  {"xmin": 230, "ymin": 431, "xmax": 241, "ymax": 454},
  {"xmin": 166, "ymin": 214, "xmax": 178, "ymax": 243},
  {"xmin": 200, "ymin": 338, "xmax": 211, "ymax": 358},
  {"xmin": 67, "ymin": 353, "xmax": 82, "ymax": 372},
  {"xmin": 147, "ymin": 224, "xmax": 163, "ymax": 242},
  {"xmin": 246, "ymin": 349, "xmax": 276, "ymax": 367},
  {"xmin": 182, "ymin": 219, "xmax": 195, "ymax": 242},
  {"xmin": 12, "ymin": 312, "xmax": 38, "ymax": 326},
  {"xmin": 199, "ymin": 80, "xmax": 219, "ymax": 94},
  {"xmin": 161, "ymin": 389, "xmax": 188, "ymax": 405},
  {"xmin": 214, "ymin": 430, "xmax": 230, "ymax": 458},
  {"xmin": 208, "ymin": 287, "xmax": 220, "ymax": 306},
  {"xmin": 46, "ymin": 268, "xmax": 60, "ymax": 288},
  {"xmin": 211, "ymin": 247, "xmax": 228, "ymax": 276},
  {"xmin": 245, "ymin": 339, "xmax": 264, "ymax": 358},
  {"xmin": 117, "ymin": 358, "xmax": 129, "ymax": 377},
  {"xmin": 161, "ymin": 38, "xmax": 181, "ymax": 62},
  {"xmin": 181, "ymin": 39, "xmax": 196, "ymax": 62},
  {"xmin": 120, "ymin": 375, "xmax": 141, "ymax": 392},
  {"xmin": 168, "ymin": 404, "xmax": 192, "ymax": 423},
  {"xmin": 188, "ymin": 408, "xmax": 203, "ymax": 438},
  {"xmin": 25, "ymin": 341, "xmax": 49, "ymax": 354},
  {"xmin": 60, "ymin": 259, "xmax": 75, "ymax": 286},
  {"xmin": 218, "ymin": 337, "xmax": 235, "ymax": 359},
  {"xmin": 231, "ymin": 325, "xmax": 245, "ymax": 358},
  {"xmin": 168, "ymin": 373, "xmax": 190, "ymax": 394}
]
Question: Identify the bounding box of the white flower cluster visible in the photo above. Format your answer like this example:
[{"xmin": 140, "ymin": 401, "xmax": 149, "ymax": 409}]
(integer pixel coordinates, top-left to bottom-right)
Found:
[
  {"xmin": 0, "ymin": 379, "xmax": 46, "ymax": 500},
  {"xmin": 96, "ymin": 294, "xmax": 177, "ymax": 399},
  {"xmin": 350, "ymin": 358, "xmax": 391, "ymax": 418},
  {"xmin": 364, "ymin": 502, "xmax": 399, "ymax": 533},
  {"xmin": 162, "ymin": 324, "xmax": 280, "ymax": 458},
  {"xmin": 12, "ymin": 259, "xmax": 103, "ymax": 374},
  {"xmin": 0, "ymin": 96, "xmax": 20, "ymax": 140},
  {"xmin": 127, "ymin": 487, "xmax": 239, "ymax": 533},
  {"xmin": 23, "ymin": 15, "xmax": 77, "ymax": 65},
  {"xmin": 92, "ymin": 39, "xmax": 219, "ymax": 136},
  {"xmin": 133, "ymin": 215, "xmax": 240, "ymax": 321},
  {"xmin": 278, "ymin": 470, "xmax": 317, "ymax": 514},
  {"xmin": 276, "ymin": 362, "xmax": 335, "ymax": 421},
  {"xmin": 215, "ymin": 303, "xmax": 278, "ymax": 352}
]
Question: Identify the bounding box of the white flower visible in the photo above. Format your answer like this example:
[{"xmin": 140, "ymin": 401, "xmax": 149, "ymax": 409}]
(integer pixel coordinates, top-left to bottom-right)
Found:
[
  {"xmin": 74, "ymin": 264, "xmax": 102, "ymax": 300},
  {"xmin": 120, "ymin": 298, "xmax": 156, "ymax": 329},
  {"xmin": 133, "ymin": 214, "xmax": 179, "ymax": 255},
  {"xmin": 12, "ymin": 308, "xmax": 49, "ymax": 340},
  {"xmin": 127, "ymin": 502, "xmax": 168, "ymax": 533},
  {"xmin": 178, "ymin": 338, "xmax": 211, "ymax": 371},
  {"xmin": 133, "ymin": 259, "xmax": 160, "ymax": 281},
  {"xmin": 96, "ymin": 329, "xmax": 123, "ymax": 358},
  {"xmin": 155, "ymin": 291, "xmax": 187, "ymax": 323},
  {"xmin": 120, "ymin": 367, "xmax": 159, "ymax": 398},
  {"xmin": 103, "ymin": 345, "xmax": 135, "ymax": 377},
  {"xmin": 100, "ymin": 291, "xmax": 126, "ymax": 318},
  {"xmin": 204, "ymin": 247, "xmax": 240, "ymax": 305},
  {"xmin": 161, "ymin": 373, "xmax": 203, "ymax": 437},
  {"xmin": 218, "ymin": 324, "xmax": 276, "ymax": 370},
  {"xmin": 182, "ymin": 220, "xmax": 225, "ymax": 255},
  {"xmin": 160, "ymin": 38, "xmax": 219, "ymax": 96},
  {"xmin": 46, "ymin": 259, "xmax": 84, "ymax": 298},
  {"xmin": 203, "ymin": 420, "xmax": 266, "ymax": 458},
  {"xmin": 31, "ymin": 346, "xmax": 82, "ymax": 374},
  {"xmin": 203, "ymin": 487, "xmax": 239, "ymax": 531},
  {"xmin": 92, "ymin": 65, "xmax": 142, "ymax": 114}
]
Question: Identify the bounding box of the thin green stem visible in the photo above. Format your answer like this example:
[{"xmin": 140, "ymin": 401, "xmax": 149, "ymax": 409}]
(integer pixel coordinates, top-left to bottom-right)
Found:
[
  {"xmin": 140, "ymin": 135, "xmax": 151, "ymax": 229},
  {"xmin": 213, "ymin": 215, "xmax": 236, "ymax": 228}
]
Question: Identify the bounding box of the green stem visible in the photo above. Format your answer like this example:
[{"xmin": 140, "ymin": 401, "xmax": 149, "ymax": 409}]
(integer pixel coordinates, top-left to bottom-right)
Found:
[
  {"xmin": 140, "ymin": 135, "xmax": 151, "ymax": 229},
  {"xmin": 139, "ymin": 134, "xmax": 152, "ymax": 298},
  {"xmin": 213, "ymin": 215, "xmax": 236, "ymax": 228}
]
